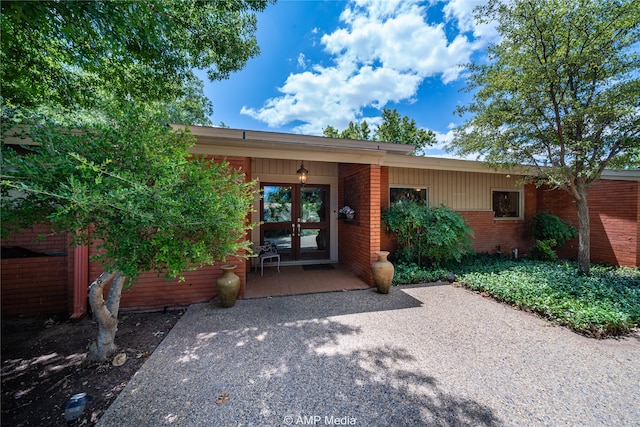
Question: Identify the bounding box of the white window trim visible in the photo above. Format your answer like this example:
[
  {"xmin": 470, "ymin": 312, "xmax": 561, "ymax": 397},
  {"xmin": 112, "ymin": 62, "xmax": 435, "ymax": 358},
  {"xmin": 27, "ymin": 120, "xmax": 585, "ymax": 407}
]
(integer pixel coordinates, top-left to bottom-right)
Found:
[
  {"xmin": 491, "ymin": 188, "xmax": 524, "ymax": 220},
  {"xmin": 389, "ymin": 186, "xmax": 429, "ymax": 205}
]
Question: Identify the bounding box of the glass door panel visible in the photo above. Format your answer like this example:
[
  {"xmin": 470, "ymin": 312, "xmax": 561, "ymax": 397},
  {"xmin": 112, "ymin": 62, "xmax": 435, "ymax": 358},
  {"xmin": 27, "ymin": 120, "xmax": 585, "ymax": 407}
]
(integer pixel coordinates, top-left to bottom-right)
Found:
[
  {"xmin": 260, "ymin": 184, "xmax": 329, "ymax": 261},
  {"xmin": 261, "ymin": 185, "xmax": 294, "ymax": 260},
  {"xmin": 298, "ymin": 186, "xmax": 329, "ymax": 260},
  {"xmin": 263, "ymin": 186, "xmax": 292, "ymax": 223},
  {"xmin": 264, "ymin": 229, "xmax": 292, "ymax": 255}
]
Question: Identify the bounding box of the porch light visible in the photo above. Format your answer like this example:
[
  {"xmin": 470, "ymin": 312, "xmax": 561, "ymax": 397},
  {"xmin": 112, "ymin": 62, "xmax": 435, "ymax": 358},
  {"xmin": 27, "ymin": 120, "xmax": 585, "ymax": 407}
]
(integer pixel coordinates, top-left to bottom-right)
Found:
[{"xmin": 297, "ymin": 161, "xmax": 308, "ymax": 185}]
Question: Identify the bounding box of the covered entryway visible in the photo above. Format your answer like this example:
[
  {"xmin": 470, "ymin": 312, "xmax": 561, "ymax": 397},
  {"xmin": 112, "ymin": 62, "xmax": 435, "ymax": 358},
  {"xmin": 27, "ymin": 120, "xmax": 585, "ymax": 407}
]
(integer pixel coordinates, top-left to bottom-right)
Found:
[{"xmin": 260, "ymin": 183, "xmax": 330, "ymax": 261}]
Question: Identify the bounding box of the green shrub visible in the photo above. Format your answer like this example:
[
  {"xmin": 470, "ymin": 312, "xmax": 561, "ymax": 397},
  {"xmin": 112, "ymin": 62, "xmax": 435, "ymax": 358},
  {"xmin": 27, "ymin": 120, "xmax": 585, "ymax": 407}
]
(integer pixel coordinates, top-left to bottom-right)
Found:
[
  {"xmin": 382, "ymin": 201, "xmax": 429, "ymax": 265},
  {"xmin": 530, "ymin": 211, "xmax": 577, "ymax": 246},
  {"xmin": 529, "ymin": 212, "xmax": 577, "ymax": 261},
  {"xmin": 529, "ymin": 239, "xmax": 558, "ymax": 261},
  {"xmin": 424, "ymin": 205, "xmax": 474, "ymax": 265},
  {"xmin": 383, "ymin": 202, "xmax": 473, "ymax": 266}
]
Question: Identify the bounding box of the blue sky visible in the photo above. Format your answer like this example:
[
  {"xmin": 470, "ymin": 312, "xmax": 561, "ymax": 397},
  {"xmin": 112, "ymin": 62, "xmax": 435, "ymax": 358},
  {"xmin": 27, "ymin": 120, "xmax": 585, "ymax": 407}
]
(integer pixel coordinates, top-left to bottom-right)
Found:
[{"xmin": 201, "ymin": 0, "xmax": 498, "ymax": 157}]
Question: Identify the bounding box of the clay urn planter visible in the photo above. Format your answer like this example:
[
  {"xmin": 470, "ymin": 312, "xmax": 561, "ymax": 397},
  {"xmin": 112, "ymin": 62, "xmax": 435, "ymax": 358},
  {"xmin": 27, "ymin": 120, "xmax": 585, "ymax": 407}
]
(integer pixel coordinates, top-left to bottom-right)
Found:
[
  {"xmin": 371, "ymin": 251, "xmax": 394, "ymax": 294},
  {"xmin": 216, "ymin": 264, "xmax": 240, "ymax": 308}
]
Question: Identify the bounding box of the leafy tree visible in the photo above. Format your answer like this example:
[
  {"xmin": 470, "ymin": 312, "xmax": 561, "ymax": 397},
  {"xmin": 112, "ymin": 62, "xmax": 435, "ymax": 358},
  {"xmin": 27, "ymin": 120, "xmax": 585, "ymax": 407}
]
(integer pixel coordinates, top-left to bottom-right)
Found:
[
  {"xmin": 373, "ymin": 109, "xmax": 436, "ymax": 155},
  {"xmin": 1, "ymin": 0, "xmax": 271, "ymax": 111},
  {"xmin": 1, "ymin": 0, "xmax": 272, "ymax": 360},
  {"xmin": 1, "ymin": 105, "xmax": 256, "ymax": 360},
  {"xmin": 451, "ymin": 0, "xmax": 640, "ymax": 274},
  {"xmin": 323, "ymin": 121, "xmax": 371, "ymax": 140},
  {"xmin": 323, "ymin": 108, "xmax": 436, "ymax": 155}
]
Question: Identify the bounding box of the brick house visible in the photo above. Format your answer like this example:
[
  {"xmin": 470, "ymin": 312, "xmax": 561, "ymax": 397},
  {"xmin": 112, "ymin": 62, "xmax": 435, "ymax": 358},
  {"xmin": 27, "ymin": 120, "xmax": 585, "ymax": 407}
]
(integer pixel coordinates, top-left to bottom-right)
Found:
[{"xmin": 2, "ymin": 126, "xmax": 638, "ymax": 317}]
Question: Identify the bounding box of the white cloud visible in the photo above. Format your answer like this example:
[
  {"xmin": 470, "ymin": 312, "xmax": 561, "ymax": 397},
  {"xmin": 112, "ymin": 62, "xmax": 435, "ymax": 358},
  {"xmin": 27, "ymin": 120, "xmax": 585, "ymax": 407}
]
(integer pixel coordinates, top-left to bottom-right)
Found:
[
  {"xmin": 443, "ymin": 0, "xmax": 499, "ymax": 43},
  {"xmin": 297, "ymin": 53, "xmax": 307, "ymax": 69},
  {"xmin": 241, "ymin": 0, "xmax": 492, "ymax": 135}
]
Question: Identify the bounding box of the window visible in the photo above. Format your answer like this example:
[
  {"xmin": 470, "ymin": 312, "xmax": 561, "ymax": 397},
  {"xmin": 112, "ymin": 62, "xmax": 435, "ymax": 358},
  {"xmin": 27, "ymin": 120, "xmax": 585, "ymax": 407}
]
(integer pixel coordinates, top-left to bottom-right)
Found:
[
  {"xmin": 390, "ymin": 187, "xmax": 428, "ymax": 205},
  {"xmin": 492, "ymin": 190, "xmax": 522, "ymax": 219}
]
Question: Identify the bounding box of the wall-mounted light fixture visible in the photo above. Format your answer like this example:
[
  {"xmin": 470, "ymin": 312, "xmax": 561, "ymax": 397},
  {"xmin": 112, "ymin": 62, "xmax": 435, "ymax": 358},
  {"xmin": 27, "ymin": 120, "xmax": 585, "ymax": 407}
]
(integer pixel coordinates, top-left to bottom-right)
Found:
[{"xmin": 297, "ymin": 161, "xmax": 308, "ymax": 185}]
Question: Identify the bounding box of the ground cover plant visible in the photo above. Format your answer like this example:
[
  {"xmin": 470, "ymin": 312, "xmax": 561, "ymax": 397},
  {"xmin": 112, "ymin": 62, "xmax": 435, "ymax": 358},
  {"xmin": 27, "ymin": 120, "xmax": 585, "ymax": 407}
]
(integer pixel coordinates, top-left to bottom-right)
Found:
[{"xmin": 394, "ymin": 256, "xmax": 640, "ymax": 338}]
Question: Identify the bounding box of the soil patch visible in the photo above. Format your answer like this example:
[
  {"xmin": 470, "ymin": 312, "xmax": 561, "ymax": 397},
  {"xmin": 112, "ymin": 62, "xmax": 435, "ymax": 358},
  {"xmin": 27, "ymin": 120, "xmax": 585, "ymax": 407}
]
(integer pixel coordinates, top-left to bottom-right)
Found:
[{"xmin": 1, "ymin": 309, "xmax": 183, "ymax": 426}]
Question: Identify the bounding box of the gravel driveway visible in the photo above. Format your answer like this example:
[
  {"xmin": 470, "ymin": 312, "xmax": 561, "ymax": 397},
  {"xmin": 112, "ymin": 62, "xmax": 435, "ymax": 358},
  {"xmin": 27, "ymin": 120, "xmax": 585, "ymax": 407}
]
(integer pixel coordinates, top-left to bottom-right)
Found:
[{"xmin": 97, "ymin": 284, "xmax": 640, "ymax": 426}]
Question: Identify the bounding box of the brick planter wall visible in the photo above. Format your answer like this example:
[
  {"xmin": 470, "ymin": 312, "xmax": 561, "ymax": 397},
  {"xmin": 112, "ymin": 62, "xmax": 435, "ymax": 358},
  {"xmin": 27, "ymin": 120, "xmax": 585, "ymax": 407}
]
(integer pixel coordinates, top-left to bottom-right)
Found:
[{"xmin": 1, "ymin": 225, "xmax": 69, "ymax": 316}]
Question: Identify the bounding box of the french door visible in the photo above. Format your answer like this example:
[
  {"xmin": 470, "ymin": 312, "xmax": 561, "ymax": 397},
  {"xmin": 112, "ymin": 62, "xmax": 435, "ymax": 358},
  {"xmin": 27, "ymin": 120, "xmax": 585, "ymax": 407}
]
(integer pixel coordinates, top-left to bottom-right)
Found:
[{"xmin": 260, "ymin": 184, "xmax": 330, "ymax": 261}]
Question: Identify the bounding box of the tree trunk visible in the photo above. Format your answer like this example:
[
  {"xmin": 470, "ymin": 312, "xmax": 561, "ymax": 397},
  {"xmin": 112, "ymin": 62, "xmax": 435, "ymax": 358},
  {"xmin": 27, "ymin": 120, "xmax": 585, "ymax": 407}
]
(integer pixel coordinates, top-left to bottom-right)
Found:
[
  {"xmin": 575, "ymin": 181, "xmax": 591, "ymax": 275},
  {"xmin": 87, "ymin": 271, "xmax": 127, "ymax": 361}
]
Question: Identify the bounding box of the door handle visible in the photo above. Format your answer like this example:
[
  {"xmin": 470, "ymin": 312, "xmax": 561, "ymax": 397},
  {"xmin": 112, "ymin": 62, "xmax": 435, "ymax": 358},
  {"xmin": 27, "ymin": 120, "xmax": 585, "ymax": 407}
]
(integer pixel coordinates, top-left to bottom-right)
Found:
[
  {"xmin": 292, "ymin": 224, "xmax": 296, "ymax": 236},
  {"xmin": 297, "ymin": 224, "xmax": 301, "ymax": 235}
]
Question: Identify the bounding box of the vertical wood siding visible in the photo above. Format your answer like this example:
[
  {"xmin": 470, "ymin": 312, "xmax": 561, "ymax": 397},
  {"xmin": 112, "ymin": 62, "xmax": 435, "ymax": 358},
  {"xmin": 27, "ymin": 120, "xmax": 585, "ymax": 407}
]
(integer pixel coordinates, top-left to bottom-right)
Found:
[
  {"xmin": 389, "ymin": 167, "xmax": 523, "ymax": 210},
  {"xmin": 252, "ymin": 159, "xmax": 338, "ymax": 177}
]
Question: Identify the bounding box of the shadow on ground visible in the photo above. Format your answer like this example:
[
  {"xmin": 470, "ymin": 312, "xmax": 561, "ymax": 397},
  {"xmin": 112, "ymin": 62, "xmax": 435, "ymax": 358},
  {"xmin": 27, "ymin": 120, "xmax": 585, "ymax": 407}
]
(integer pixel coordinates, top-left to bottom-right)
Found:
[{"xmin": 100, "ymin": 287, "xmax": 502, "ymax": 426}]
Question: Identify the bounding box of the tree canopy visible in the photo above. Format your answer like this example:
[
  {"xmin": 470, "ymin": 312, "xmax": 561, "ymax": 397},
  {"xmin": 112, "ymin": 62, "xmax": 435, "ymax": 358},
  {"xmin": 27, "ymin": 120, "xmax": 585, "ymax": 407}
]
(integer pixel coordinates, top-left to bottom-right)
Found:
[
  {"xmin": 450, "ymin": 0, "xmax": 640, "ymax": 274},
  {"xmin": 1, "ymin": 0, "xmax": 271, "ymax": 116},
  {"xmin": 1, "ymin": 0, "xmax": 272, "ymax": 360},
  {"xmin": 323, "ymin": 108, "xmax": 436, "ymax": 155},
  {"xmin": 2, "ymin": 106, "xmax": 254, "ymax": 281}
]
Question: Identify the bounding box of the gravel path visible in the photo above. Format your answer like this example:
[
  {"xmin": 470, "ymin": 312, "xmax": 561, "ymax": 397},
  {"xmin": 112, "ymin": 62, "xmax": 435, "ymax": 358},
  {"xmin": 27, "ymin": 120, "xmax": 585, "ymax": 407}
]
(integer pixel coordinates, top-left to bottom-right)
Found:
[{"xmin": 97, "ymin": 284, "xmax": 640, "ymax": 426}]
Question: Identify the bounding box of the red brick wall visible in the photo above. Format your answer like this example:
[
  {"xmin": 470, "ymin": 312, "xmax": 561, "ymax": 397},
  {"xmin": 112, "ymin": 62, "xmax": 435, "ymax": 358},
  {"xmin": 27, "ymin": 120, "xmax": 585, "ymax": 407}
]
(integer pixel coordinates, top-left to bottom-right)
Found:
[
  {"xmin": 1, "ymin": 223, "xmax": 67, "ymax": 255},
  {"xmin": 86, "ymin": 155, "xmax": 253, "ymax": 311},
  {"xmin": 538, "ymin": 180, "xmax": 639, "ymax": 266},
  {"xmin": 1, "ymin": 224, "xmax": 70, "ymax": 316},
  {"xmin": 460, "ymin": 183, "xmax": 537, "ymax": 256},
  {"xmin": 459, "ymin": 212, "xmax": 533, "ymax": 256},
  {"xmin": 379, "ymin": 166, "xmax": 398, "ymax": 254},
  {"xmin": 1, "ymin": 256, "xmax": 68, "ymax": 316},
  {"xmin": 338, "ymin": 164, "xmax": 381, "ymax": 286},
  {"xmin": 2, "ymin": 156, "xmax": 253, "ymax": 316},
  {"xmin": 88, "ymin": 260, "xmax": 246, "ymax": 312}
]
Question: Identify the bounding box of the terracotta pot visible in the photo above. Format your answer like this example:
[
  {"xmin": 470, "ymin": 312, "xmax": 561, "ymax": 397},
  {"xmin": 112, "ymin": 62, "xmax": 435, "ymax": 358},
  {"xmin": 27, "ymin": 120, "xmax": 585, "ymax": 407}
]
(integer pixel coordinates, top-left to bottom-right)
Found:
[
  {"xmin": 216, "ymin": 265, "xmax": 240, "ymax": 308},
  {"xmin": 371, "ymin": 251, "xmax": 394, "ymax": 294}
]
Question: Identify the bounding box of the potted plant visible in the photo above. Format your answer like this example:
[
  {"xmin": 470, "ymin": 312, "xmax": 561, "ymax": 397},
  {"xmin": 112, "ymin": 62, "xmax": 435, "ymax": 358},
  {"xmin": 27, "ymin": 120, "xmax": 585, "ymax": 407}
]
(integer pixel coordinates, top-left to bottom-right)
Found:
[{"xmin": 339, "ymin": 206, "xmax": 355, "ymax": 220}]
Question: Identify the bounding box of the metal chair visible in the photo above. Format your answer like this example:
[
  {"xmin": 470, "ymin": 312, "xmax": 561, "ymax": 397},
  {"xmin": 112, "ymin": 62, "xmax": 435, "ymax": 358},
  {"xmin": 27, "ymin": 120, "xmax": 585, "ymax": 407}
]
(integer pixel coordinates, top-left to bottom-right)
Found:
[{"xmin": 257, "ymin": 243, "xmax": 280, "ymax": 277}]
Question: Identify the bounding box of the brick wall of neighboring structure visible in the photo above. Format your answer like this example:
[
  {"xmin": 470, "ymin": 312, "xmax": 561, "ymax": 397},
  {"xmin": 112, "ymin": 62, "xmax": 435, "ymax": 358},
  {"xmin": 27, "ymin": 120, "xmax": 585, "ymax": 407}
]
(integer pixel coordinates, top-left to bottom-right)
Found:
[
  {"xmin": 1, "ymin": 225, "xmax": 70, "ymax": 316},
  {"xmin": 537, "ymin": 179, "xmax": 639, "ymax": 267},
  {"xmin": 338, "ymin": 164, "xmax": 381, "ymax": 286}
]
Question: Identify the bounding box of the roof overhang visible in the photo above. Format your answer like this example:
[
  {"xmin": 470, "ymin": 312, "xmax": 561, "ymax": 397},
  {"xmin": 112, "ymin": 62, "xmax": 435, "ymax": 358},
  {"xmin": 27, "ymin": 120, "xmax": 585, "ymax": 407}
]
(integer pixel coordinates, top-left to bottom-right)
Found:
[
  {"xmin": 383, "ymin": 153, "xmax": 534, "ymax": 175},
  {"xmin": 175, "ymin": 125, "xmax": 414, "ymax": 164},
  {"xmin": 601, "ymin": 169, "xmax": 640, "ymax": 181}
]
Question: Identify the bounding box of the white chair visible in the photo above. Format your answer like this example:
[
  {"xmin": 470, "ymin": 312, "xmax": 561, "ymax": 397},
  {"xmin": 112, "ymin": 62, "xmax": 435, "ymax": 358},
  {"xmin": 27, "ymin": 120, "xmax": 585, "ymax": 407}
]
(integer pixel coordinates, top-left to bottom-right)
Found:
[{"xmin": 257, "ymin": 243, "xmax": 280, "ymax": 277}]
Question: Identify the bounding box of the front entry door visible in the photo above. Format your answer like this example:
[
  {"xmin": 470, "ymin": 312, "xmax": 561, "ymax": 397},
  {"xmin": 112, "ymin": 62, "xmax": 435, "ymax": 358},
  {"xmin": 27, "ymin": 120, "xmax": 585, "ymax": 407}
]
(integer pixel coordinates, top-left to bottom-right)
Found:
[{"xmin": 261, "ymin": 184, "xmax": 329, "ymax": 261}]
